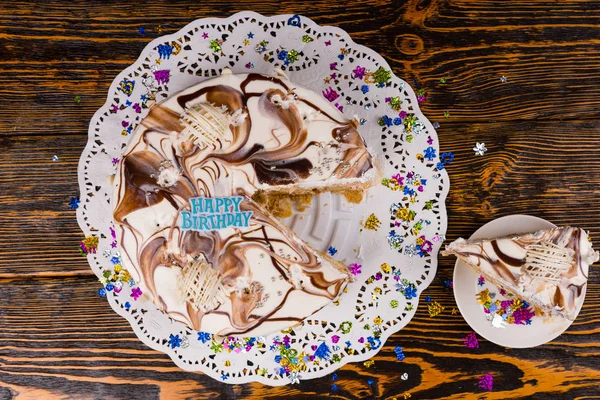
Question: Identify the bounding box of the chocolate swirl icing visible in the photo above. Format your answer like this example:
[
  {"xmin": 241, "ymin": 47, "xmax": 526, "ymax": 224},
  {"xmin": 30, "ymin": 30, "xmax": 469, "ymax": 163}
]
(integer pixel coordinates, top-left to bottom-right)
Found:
[
  {"xmin": 444, "ymin": 227, "xmax": 597, "ymax": 320},
  {"xmin": 113, "ymin": 72, "xmax": 374, "ymax": 336}
]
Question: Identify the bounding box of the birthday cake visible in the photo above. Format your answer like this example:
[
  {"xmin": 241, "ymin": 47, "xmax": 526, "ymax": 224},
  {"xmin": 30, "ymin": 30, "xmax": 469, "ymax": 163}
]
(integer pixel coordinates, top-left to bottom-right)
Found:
[
  {"xmin": 443, "ymin": 227, "xmax": 598, "ymax": 320},
  {"xmin": 112, "ymin": 69, "xmax": 376, "ymax": 336}
]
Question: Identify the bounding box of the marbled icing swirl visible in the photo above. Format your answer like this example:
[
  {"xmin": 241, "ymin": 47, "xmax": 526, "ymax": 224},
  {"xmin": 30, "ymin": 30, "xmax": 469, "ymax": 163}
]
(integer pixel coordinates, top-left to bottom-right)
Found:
[
  {"xmin": 112, "ymin": 72, "xmax": 374, "ymax": 336},
  {"xmin": 443, "ymin": 227, "xmax": 598, "ymax": 320}
]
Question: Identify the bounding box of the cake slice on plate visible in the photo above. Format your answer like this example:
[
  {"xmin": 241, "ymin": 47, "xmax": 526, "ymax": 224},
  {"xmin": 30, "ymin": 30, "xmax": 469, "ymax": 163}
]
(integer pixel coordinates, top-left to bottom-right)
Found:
[{"xmin": 442, "ymin": 227, "xmax": 598, "ymax": 320}]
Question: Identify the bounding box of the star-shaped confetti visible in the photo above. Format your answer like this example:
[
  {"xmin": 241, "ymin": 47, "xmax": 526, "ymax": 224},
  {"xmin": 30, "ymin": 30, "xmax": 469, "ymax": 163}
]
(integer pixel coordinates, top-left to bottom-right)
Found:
[
  {"xmin": 202, "ymin": 32, "xmax": 209, "ymax": 39},
  {"xmin": 473, "ymin": 142, "xmax": 488, "ymax": 156},
  {"xmin": 69, "ymin": 197, "xmax": 80, "ymax": 210}
]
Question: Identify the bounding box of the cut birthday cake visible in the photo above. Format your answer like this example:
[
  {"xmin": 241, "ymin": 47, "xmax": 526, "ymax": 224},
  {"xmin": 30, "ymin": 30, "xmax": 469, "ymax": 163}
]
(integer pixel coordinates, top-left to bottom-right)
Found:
[
  {"xmin": 442, "ymin": 227, "xmax": 598, "ymax": 320},
  {"xmin": 112, "ymin": 69, "xmax": 376, "ymax": 336}
]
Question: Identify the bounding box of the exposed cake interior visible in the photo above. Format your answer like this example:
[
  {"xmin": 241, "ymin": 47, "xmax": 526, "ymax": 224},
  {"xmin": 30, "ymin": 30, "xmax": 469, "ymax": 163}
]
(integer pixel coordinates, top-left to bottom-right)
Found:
[
  {"xmin": 442, "ymin": 226, "xmax": 598, "ymax": 320},
  {"xmin": 112, "ymin": 69, "xmax": 376, "ymax": 336}
]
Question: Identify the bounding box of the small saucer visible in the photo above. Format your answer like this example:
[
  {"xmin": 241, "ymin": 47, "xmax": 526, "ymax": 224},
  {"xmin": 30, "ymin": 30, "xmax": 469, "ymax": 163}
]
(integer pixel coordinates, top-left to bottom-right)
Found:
[{"xmin": 452, "ymin": 215, "xmax": 581, "ymax": 348}]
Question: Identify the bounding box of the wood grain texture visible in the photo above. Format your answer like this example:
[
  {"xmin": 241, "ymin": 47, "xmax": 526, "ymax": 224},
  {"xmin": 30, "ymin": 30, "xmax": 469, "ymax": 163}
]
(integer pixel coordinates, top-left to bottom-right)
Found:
[
  {"xmin": 1, "ymin": 0, "xmax": 600, "ymax": 398},
  {"xmin": 2, "ymin": 0, "xmax": 600, "ymax": 137},
  {"xmin": 0, "ymin": 276, "xmax": 598, "ymax": 400}
]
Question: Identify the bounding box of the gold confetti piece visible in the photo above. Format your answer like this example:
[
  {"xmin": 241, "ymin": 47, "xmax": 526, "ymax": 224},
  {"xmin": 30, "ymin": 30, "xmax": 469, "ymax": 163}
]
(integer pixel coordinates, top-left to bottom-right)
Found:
[
  {"xmin": 428, "ymin": 300, "xmax": 445, "ymax": 317},
  {"xmin": 381, "ymin": 263, "xmax": 391, "ymax": 273},
  {"xmin": 363, "ymin": 360, "xmax": 374, "ymax": 368},
  {"xmin": 476, "ymin": 289, "xmax": 491, "ymax": 305},
  {"xmin": 364, "ymin": 213, "xmax": 381, "ymax": 231}
]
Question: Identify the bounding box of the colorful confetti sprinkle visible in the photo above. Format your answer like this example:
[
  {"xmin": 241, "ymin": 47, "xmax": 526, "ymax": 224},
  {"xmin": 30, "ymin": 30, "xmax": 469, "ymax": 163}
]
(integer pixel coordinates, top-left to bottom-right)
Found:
[
  {"xmin": 364, "ymin": 213, "xmax": 381, "ymax": 231},
  {"xmin": 473, "ymin": 142, "xmax": 488, "ymax": 156},
  {"xmin": 328, "ymin": 246, "xmax": 338, "ymax": 256},
  {"xmin": 463, "ymin": 332, "xmax": 479, "ymax": 349},
  {"xmin": 428, "ymin": 300, "xmax": 444, "ymax": 317},
  {"xmin": 478, "ymin": 373, "xmax": 493, "ymax": 391},
  {"xmin": 69, "ymin": 197, "xmax": 80, "ymax": 210},
  {"xmin": 349, "ymin": 263, "xmax": 362, "ymax": 276},
  {"xmin": 168, "ymin": 334, "xmax": 182, "ymax": 349},
  {"xmin": 209, "ymin": 39, "xmax": 222, "ymax": 53},
  {"xmin": 394, "ymin": 346, "xmax": 405, "ymax": 361}
]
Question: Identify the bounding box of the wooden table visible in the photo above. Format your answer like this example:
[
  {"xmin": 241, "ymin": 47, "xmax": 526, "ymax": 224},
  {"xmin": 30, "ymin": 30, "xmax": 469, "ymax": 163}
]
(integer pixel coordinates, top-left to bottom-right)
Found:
[{"xmin": 1, "ymin": 1, "xmax": 599, "ymax": 399}]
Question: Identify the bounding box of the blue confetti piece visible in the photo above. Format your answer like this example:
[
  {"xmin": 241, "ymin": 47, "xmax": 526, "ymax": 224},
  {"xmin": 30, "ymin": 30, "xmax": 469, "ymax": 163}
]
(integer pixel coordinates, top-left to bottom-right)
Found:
[
  {"xmin": 287, "ymin": 14, "xmax": 301, "ymax": 27},
  {"xmin": 315, "ymin": 342, "xmax": 331, "ymax": 360},
  {"xmin": 69, "ymin": 197, "xmax": 80, "ymax": 210}
]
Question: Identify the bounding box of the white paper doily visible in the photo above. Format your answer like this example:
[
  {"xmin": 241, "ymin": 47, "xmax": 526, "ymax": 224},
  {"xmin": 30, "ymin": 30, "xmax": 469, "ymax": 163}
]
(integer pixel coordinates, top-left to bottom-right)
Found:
[{"xmin": 77, "ymin": 12, "xmax": 449, "ymax": 386}]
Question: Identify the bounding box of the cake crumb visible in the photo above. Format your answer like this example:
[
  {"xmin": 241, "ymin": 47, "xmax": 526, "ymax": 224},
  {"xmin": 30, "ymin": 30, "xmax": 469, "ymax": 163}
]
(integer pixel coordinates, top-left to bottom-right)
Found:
[{"xmin": 342, "ymin": 190, "xmax": 363, "ymax": 204}]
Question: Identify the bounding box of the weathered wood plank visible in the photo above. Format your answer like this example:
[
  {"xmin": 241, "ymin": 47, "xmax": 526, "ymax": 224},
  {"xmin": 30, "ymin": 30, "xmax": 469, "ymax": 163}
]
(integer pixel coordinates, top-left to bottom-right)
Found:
[
  {"xmin": 0, "ymin": 276, "xmax": 597, "ymax": 399},
  {"xmin": 2, "ymin": 0, "xmax": 600, "ymax": 138}
]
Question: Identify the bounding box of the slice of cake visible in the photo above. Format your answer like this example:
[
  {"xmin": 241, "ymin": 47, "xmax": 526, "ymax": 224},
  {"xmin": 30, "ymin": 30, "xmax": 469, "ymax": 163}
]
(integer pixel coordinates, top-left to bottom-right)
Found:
[
  {"xmin": 442, "ymin": 227, "xmax": 598, "ymax": 320},
  {"xmin": 112, "ymin": 69, "xmax": 376, "ymax": 336}
]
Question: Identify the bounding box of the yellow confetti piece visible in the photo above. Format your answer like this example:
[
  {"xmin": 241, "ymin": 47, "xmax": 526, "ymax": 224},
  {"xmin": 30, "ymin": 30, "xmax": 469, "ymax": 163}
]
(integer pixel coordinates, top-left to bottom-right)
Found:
[
  {"xmin": 363, "ymin": 360, "xmax": 374, "ymax": 368},
  {"xmin": 113, "ymin": 264, "xmax": 122, "ymax": 274},
  {"xmin": 82, "ymin": 235, "xmax": 99, "ymax": 249},
  {"xmin": 428, "ymin": 300, "xmax": 444, "ymax": 317},
  {"xmin": 381, "ymin": 263, "xmax": 391, "ymax": 273},
  {"xmin": 404, "ymin": 393, "xmax": 412, "ymax": 399},
  {"xmin": 512, "ymin": 299, "xmax": 523, "ymax": 310},
  {"xmin": 120, "ymin": 269, "xmax": 132, "ymax": 282},
  {"xmin": 374, "ymin": 287, "xmax": 382, "ymax": 295},
  {"xmin": 451, "ymin": 308, "xmax": 458, "ymax": 315},
  {"xmin": 280, "ymin": 327, "xmax": 293, "ymax": 334},
  {"xmin": 171, "ymin": 41, "xmax": 181, "ymax": 55},
  {"xmin": 476, "ymin": 289, "xmax": 491, "ymax": 305},
  {"xmin": 224, "ymin": 360, "xmax": 231, "ymax": 367},
  {"xmin": 364, "ymin": 213, "xmax": 381, "ymax": 231},
  {"xmin": 374, "ymin": 316, "xmax": 383, "ymax": 325}
]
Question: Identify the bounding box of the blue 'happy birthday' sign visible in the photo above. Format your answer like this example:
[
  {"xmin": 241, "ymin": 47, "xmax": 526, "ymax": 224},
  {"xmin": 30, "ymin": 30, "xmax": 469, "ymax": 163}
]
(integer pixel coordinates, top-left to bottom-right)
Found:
[{"xmin": 181, "ymin": 196, "xmax": 253, "ymax": 231}]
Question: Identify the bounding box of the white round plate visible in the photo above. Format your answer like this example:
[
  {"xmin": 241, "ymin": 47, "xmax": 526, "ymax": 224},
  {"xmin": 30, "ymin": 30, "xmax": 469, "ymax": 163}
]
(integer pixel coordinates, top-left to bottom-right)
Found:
[
  {"xmin": 453, "ymin": 214, "xmax": 582, "ymax": 348},
  {"xmin": 77, "ymin": 12, "xmax": 450, "ymax": 385}
]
